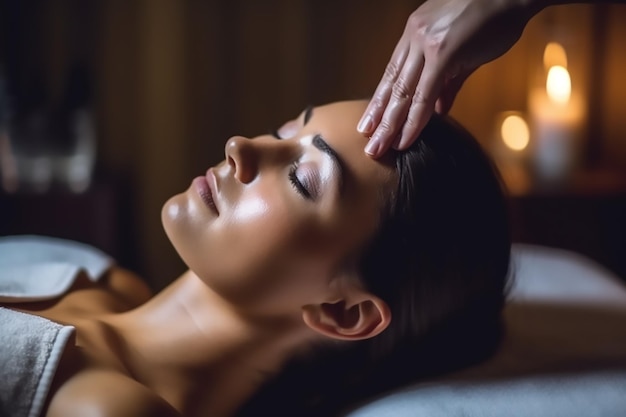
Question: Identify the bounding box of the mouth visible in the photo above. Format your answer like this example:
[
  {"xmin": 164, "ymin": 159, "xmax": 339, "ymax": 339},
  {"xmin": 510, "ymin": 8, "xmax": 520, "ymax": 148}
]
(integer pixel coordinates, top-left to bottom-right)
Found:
[{"xmin": 193, "ymin": 170, "xmax": 219, "ymax": 215}]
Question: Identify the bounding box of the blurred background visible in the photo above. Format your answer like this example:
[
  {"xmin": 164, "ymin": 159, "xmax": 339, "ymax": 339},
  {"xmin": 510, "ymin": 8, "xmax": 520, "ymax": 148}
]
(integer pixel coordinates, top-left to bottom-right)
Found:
[{"xmin": 0, "ymin": 0, "xmax": 625, "ymax": 289}]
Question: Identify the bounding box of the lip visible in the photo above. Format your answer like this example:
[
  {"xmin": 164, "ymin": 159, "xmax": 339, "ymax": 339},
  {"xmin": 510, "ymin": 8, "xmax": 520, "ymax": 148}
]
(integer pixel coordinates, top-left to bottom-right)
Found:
[{"xmin": 193, "ymin": 171, "xmax": 219, "ymax": 215}]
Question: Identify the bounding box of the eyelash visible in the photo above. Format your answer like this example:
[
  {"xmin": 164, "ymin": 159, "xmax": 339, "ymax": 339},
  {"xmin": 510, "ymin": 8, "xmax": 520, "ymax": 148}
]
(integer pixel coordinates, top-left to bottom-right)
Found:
[
  {"xmin": 270, "ymin": 128, "xmax": 314, "ymax": 200},
  {"xmin": 288, "ymin": 163, "xmax": 313, "ymax": 200}
]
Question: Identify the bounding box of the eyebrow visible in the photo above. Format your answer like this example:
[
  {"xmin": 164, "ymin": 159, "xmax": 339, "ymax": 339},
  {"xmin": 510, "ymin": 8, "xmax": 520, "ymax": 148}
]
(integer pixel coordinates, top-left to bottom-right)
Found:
[
  {"xmin": 312, "ymin": 134, "xmax": 345, "ymax": 193},
  {"xmin": 303, "ymin": 105, "xmax": 313, "ymax": 124},
  {"xmin": 302, "ymin": 106, "xmax": 346, "ymax": 194}
]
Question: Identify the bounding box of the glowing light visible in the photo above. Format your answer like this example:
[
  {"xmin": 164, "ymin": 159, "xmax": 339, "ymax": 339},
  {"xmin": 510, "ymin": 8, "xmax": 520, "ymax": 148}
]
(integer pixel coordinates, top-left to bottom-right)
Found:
[
  {"xmin": 543, "ymin": 42, "xmax": 568, "ymax": 69},
  {"xmin": 546, "ymin": 65, "xmax": 571, "ymax": 104},
  {"xmin": 501, "ymin": 114, "xmax": 529, "ymax": 151}
]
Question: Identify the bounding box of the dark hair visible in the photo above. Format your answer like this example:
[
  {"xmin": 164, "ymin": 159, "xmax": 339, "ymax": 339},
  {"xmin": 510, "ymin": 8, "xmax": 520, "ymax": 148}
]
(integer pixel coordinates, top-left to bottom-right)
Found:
[{"xmin": 237, "ymin": 114, "xmax": 512, "ymax": 416}]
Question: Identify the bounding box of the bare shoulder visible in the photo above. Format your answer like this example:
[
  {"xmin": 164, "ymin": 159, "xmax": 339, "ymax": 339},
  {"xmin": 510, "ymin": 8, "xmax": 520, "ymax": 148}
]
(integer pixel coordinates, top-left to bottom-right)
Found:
[
  {"xmin": 45, "ymin": 369, "xmax": 180, "ymax": 417},
  {"xmin": 102, "ymin": 266, "xmax": 153, "ymax": 308}
]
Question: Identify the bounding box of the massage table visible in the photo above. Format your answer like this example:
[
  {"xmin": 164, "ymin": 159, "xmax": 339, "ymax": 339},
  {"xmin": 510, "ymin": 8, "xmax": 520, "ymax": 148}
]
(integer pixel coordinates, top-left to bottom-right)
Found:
[{"xmin": 346, "ymin": 244, "xmax": 626, "ymax": 417}]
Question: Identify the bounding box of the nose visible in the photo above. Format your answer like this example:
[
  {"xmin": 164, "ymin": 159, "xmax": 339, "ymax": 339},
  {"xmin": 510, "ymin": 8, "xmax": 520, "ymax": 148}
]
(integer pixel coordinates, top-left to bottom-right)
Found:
[
  {"xmin": 224, "ymin": 135, "xmax": 260, "ymax": 184},
  {"xmin": 225, "ymin": 135, "xmax": 295, "ymax": 183}
]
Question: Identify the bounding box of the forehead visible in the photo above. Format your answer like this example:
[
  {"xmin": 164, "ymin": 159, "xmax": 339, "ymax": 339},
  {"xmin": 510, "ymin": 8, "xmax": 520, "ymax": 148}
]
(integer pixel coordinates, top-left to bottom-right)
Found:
[{"xmin": 304, "ymin": 100, "xmax": 397, "ymax": 214}]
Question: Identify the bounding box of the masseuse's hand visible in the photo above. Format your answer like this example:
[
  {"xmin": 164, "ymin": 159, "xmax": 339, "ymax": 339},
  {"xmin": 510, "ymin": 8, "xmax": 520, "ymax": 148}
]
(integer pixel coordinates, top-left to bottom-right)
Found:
[{"xmin": 359, "ymin": 0, "xmax": 539, "ymax": 157}]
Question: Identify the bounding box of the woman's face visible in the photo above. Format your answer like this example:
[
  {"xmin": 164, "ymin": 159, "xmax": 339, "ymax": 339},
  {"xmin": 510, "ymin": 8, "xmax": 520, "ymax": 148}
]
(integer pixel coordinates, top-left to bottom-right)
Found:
[{"xmin": 162, "ymin": 100, "xmax": 397, "ymax": 316}]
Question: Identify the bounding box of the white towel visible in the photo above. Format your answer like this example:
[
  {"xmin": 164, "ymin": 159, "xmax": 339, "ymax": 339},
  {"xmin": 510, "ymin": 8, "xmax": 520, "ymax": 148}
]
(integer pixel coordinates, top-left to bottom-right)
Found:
[
  {"xmin": 0, "ymin": 235, "xmax": 113, "ymax": 303},
  {"xmin": 0, "ymin": 307, "xmax": 75, "ymax": 417}
]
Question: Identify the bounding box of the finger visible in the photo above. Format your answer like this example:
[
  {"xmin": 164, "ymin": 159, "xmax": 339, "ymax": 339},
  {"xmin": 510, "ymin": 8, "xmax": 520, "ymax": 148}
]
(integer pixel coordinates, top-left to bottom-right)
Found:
[
  {"xmin": 395, "ymin": 62, "xmax": 444, "ymax": 150},
  {"xmin": 359, "ymin": 38, "xmax": 410, "ymax": 137},
  {"xmin": 366, "ymin": 48, "xmax": 426, "ymax": 157},
  {"xmin": 434, "ymin": 70, "xmax": 471, "ymax": 114}
]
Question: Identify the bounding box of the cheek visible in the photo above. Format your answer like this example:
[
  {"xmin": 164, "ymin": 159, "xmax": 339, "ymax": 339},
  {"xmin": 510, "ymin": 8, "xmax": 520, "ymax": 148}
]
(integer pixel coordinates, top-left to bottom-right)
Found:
[
  {"xmin": 195, "ymin": 187, "xmax": 326, "ymax": 297},
  {"xmin": 216, "ymin": 188, "xmax": 314, "ymax": 270},
  {"xmin": 230, "ymin": 193, "xmax": 271, "ymax": 224}
]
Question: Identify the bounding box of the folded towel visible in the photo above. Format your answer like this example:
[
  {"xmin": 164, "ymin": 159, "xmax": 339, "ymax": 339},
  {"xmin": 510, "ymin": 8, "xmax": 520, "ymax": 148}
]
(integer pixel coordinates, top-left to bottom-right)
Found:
[
  {"xmin": 0, "ymin": 235, "xmax": 113, "ymax": 303},
  {"xmin": 0, "ymin": 307, "xmax": 75, "ymax": 417}
]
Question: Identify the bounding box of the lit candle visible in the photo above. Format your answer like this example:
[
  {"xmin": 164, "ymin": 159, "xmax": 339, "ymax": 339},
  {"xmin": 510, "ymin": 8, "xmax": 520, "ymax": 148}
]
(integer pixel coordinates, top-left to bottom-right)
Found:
[
  {"xmin": 528, "ymin": 43, "xmax": 585, "ymax": 184},
  {"xmin": 492, "ymin": 111, "xmax": 531, "ymax": 194}
]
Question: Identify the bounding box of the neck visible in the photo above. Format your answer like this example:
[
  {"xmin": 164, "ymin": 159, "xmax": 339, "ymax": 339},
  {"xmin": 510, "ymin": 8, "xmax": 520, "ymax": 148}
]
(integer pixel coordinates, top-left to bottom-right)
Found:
[{"xmin": 107, "ymin": 270, "xmax": 313, "ymax": 417}]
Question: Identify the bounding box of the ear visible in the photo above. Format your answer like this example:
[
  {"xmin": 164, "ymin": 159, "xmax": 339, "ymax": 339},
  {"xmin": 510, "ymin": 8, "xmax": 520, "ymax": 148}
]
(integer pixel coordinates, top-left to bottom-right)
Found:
[{"xmin": 302, "ymin": 292, "xmax": 391, "ymax": 341}]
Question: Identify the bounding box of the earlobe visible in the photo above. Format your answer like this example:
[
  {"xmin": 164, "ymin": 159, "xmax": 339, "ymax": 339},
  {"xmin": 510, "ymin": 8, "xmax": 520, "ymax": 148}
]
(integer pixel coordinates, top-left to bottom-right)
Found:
[{"xmin": 302, "ymin": 295, "xmax": 391, "ymax": 341}]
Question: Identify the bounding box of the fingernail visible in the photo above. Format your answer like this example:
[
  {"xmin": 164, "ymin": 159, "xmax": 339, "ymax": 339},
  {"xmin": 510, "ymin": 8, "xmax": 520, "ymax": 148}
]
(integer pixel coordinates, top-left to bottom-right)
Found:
[
  {"xmin": 357, "ymin": 114, "xmax": 374, "ymax": 134},
  {"xmin": 364, "ymin": 138, "xmax": 380, "ymax": 156},
  {"xmin": 396, "ymin": 133, "xmax": 416, "ymax": 151}
]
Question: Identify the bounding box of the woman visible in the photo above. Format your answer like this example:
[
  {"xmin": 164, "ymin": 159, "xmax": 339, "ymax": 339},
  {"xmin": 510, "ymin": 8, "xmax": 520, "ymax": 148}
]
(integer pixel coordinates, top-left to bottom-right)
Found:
[{"xmin": 0, "ymin": 99, "xmax": 510, "ymax": 417}]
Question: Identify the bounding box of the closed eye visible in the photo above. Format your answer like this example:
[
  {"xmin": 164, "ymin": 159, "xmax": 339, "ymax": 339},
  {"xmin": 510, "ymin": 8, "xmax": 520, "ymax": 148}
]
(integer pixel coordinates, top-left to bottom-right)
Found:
[
  {"xmin": 268, "ymin": 129, "xmax": 314, "ymax": 200},
  {"xmin": 288, "ymin": 163, "xmax": 313, "ymax": 200}
]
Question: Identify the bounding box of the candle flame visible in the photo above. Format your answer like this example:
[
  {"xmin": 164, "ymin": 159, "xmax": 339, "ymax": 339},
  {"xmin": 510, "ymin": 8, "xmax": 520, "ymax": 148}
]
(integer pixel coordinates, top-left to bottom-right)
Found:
[
  {"xmin": 501, "ymin": 114, "xmax": 529, "ymax": 151},
  {"xmin": 543, "ymin": 42, "xmax": 568, "ymax": 69},
  {"xmin": 546, "ymin": 65, "xmax": 571, "ymax": 104}
]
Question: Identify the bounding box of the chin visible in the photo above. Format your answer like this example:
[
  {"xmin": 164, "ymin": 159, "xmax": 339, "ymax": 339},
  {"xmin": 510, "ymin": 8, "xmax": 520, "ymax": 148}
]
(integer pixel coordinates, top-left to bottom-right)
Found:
[
  {"xmin": 161, "ymin": 190, "xmax": 212, "ymax": 276},
  {"xmin": 161, "ymin": 192, "xmax": 192, "ymax": 257}
]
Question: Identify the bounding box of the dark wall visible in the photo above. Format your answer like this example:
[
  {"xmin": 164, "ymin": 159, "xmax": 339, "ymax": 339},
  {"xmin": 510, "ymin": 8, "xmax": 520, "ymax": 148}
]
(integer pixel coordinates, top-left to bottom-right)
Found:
[{"xmin": 1, "ymin": 0, "xmax": 625, "ymax": 288}]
